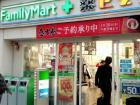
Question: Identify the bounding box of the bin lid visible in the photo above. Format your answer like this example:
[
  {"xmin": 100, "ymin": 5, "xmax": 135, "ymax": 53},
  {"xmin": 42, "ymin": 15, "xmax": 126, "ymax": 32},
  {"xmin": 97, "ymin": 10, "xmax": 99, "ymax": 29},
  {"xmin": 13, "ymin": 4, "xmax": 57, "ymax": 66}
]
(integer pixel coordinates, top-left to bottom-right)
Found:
[
  {"xmin": 19, "ymin": 81, "xmax": 27, "ymax": 86},
  {"xmin": 11, "ymin": 80, "xmax": 18, "ymax": 86},
  {"xmin": 10, "ymin": 77, "xmax": 20, "ymax": 85}
]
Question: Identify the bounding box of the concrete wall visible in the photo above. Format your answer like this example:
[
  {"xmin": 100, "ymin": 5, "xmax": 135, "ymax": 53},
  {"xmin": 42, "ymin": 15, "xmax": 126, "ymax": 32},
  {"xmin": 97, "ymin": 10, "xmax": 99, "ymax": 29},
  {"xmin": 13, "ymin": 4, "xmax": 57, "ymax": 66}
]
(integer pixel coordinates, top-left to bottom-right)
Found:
[
  {"xmin": 0, "ymin": 29, "xmax": 25, "ymax": 77},
  {"xmin": 0, "ymin": 30, "xmax": 13, "ymax": 75},
  {"xmin": 12, "ymin": 43, "xmax": 23, "ymax": 77},
  {"xmin": 4, "ymin": 26, "xmax": 36, "ymax": 40}
]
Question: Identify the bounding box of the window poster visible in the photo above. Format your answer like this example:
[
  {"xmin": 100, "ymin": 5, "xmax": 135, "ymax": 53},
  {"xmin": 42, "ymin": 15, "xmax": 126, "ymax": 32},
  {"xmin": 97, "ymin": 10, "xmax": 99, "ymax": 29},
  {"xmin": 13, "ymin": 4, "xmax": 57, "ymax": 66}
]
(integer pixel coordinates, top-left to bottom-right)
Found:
[
  {"xmin": 58, "ymin": 43, "xmax": 73, "ymax": 72},
  {"xmin": 58, "ymin": 76, "xmax": 74, "ymax": 101},
  {"xmin": 134, "ymin": 41, "xmax": 140, "ymax": 64}
]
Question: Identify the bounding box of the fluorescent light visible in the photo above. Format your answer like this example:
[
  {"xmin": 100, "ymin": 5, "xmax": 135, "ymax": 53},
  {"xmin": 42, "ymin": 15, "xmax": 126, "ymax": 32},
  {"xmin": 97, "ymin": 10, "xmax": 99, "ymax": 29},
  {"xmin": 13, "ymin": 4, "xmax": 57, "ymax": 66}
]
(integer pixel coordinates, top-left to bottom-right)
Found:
[{"xmin": 136, "ymin": 39, "xmax": 140, "ymax": 41}]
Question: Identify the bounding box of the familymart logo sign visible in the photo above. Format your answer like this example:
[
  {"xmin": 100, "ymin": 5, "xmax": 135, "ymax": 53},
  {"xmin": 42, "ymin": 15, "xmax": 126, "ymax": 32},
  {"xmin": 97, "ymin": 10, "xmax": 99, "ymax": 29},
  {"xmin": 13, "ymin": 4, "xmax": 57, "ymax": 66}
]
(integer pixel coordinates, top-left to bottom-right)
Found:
[{"xmin": 1, "ymin": 0, "xmax": 74, "ymax": 23}]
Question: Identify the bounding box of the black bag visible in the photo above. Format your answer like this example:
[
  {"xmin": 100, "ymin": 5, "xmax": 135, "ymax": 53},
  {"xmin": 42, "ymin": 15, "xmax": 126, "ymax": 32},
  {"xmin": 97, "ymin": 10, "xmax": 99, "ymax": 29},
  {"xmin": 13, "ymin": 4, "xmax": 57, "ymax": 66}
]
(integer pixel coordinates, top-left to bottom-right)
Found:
[
  {"xmin": 126, "ymin": 97, "xmax": 140, "ymax": 105},
  {"xmin": 97, "ymin": 97, "xmax": 104, "ymax": 105},
  {"xmin": 0, "ymin": 74, "xmax": 7, "ymax": 94}
]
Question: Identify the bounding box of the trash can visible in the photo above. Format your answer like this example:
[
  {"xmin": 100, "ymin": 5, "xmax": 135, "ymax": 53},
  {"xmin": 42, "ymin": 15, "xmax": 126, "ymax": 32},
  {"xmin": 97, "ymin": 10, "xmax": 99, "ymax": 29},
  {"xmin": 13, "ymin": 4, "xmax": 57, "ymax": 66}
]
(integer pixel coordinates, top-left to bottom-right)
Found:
[
  {"xmin": 8, "ymin": 77, "xmax": 19, "ymax": 105},
  {"xmin": 126, "ymin": 97, "xmax": 140, "ymax": 105},
  {"xmin": 17, "ymin": 77, "xmax": 34, "ymax": 105},
  {"xmin": 1, "ymin": 76, "xmax": 12, "ymax": 105}
]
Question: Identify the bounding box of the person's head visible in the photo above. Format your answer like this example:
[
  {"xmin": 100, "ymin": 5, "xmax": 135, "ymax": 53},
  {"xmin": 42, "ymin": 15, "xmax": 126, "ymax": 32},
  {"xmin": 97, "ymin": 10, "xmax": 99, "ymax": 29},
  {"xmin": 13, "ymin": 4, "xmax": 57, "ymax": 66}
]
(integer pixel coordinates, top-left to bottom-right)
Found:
[
  {"xmin": 105, "ymin": 56, "xmax": 112, "ymax": 65},
  {"xmin": 100, "ymin": 60, "xmax": 105, "ymax": 65}
]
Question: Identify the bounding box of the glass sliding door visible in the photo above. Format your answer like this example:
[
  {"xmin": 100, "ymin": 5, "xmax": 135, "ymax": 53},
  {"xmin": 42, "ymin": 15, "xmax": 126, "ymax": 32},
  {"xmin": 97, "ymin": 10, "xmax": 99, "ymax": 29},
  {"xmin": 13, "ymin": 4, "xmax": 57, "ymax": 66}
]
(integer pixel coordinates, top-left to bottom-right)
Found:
[
  {"xmin": 56, "ymin": 43, "xmax": 79, "ymax": 105},
  {"xmin": 79, "ymin": 41, "xmax": 113, "ymax": 105}
]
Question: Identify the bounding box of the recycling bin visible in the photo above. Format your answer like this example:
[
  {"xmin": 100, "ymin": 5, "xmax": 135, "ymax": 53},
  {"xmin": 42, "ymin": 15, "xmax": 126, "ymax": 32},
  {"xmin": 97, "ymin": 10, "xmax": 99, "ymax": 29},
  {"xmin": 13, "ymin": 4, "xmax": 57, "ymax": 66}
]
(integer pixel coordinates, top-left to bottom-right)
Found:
[
  {"xmin": 1, "ymin": 76, "xmax": 12, "ymax": 105},
  {"xmin": 8, "ymin": 77, "xmax": 19, "ymax": 105},
  {"xmin": 17, "ymin": 77, "xmax": 34, "ymax": 105}
]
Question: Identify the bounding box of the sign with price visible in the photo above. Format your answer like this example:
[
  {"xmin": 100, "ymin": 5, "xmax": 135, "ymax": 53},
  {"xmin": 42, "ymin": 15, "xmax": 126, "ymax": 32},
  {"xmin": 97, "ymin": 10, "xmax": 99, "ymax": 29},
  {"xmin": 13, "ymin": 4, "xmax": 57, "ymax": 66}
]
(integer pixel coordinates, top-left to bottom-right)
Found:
[{"xmin": 121, "ymin": 79, "xmax": 140, "ymax": 95}]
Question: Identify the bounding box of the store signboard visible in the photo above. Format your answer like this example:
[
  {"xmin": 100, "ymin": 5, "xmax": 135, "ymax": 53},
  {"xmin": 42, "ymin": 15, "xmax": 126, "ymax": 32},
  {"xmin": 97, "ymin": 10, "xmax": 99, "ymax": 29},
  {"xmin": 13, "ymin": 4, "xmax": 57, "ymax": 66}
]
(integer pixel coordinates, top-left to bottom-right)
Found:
[
  {"xmin": 1, "ymin": 0, "xmax": 140, "ymax": 24},
  {"xmin": 121, "ymin": 79, "xmax": 140, "ymax": 95},
  {"xmin": 37, "ymin": 17, "xmax": 123, "ymax": 39},
  {"xmin": 38, "ymin": 70, "xmax": 49, "ymax": 98},
  {"xmin": 1, "ymin": 0, "xmax": 75, "ymax": 23}
]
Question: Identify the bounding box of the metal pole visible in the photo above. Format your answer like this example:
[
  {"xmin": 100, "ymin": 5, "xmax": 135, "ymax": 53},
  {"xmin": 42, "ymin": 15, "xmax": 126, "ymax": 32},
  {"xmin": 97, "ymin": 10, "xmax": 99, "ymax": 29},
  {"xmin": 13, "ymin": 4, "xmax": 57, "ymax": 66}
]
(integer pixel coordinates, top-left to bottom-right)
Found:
[
  {"xmin": 74, "ymin": 43, "xmax": 77, "ymax": 105},
  {"xmin": 79, "ymin": 42, "xmax": 82, "ymax": 105},
  {"xmin": 54, "ymin": 43, "xmax": 59, "ymax": 105},
  {"xmin": 116, "ymin": 41, "xmax": 120, "ymax": 105},
  {"xmin": 112, "ymin": 41, "xmax": 115, "ymax": 105}
]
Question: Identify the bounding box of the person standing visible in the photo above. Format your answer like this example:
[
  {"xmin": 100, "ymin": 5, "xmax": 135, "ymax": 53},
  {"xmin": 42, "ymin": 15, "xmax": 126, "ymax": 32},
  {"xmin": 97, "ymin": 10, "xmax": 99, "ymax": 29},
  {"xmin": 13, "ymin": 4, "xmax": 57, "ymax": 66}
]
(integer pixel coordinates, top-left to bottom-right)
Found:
[
  {"xmin": 95, "ymin": 56, "xmax": 112, "ymax": 105},
  {"xmin": 0, "ymin": 73, "xmax": 12, "ymax": 104}
]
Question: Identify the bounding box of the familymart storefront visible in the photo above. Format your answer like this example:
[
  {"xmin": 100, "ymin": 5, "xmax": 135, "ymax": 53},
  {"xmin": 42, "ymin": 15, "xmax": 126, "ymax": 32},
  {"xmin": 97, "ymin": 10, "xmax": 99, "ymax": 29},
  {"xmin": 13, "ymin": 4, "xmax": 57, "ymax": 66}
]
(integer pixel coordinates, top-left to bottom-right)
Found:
[{"xmin": 1, "ymin": 0, "xmax": 140, "ymax": 105}]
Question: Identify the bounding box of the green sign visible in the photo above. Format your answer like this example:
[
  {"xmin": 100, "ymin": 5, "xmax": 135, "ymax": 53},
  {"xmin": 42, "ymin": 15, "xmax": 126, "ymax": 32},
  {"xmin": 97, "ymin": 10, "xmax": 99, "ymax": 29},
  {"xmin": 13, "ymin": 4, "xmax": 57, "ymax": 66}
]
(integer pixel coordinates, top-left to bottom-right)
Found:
[
  {"xmin": 39, "ymin": 70, "xmax": 49, "ymax": 80},
  {"xmin": 62, "ymin": 0, "xmax": 73, "ymax": 14},
  {"xmin": 38, "ymin": 70, "xmax": 49, "ymax": 98},
  {"xmin": 1, "ymin": 0, "xmax": 74, "ymax": 23}
]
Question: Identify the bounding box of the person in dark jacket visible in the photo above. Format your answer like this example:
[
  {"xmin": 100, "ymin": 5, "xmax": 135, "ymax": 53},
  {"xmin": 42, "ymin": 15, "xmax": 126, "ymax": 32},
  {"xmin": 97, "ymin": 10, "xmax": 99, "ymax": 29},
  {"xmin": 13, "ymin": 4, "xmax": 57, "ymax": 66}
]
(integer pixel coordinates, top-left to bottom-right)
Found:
[
  {"xmin": 95, "ymin": 56, "xmax": 112, "ymax": 105},
  {"xmin": 0, "ymin": 74, "xmax": 12, "ymax": 103}
]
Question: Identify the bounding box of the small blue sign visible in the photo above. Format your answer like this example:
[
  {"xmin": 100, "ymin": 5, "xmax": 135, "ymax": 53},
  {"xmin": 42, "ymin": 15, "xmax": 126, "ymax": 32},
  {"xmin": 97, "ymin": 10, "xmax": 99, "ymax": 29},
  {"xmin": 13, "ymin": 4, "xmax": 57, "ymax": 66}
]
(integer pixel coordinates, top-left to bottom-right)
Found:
[
  {"xmin": 39, "ymin": 88, "xmax": 49, "ymax": 98},
  {"xmin": 120, "ymin": 59, "xmax": 132, "ymax": 73}
]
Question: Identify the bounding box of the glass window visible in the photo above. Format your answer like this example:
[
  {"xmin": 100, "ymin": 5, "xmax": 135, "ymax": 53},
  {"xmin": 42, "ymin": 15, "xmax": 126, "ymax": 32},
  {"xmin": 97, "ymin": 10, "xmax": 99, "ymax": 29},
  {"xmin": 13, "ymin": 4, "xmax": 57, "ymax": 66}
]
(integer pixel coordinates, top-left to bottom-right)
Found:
[
  {"xmin": 23, "ymin": 43, "xmax": 56, "ymax": 105},
  {"xmin": 119, "ymin": 40, "xmax": 140, "ymax": 105},
  {"xmin": 23, "ymin": 43, "xmax": 56, "ymax": 77}
]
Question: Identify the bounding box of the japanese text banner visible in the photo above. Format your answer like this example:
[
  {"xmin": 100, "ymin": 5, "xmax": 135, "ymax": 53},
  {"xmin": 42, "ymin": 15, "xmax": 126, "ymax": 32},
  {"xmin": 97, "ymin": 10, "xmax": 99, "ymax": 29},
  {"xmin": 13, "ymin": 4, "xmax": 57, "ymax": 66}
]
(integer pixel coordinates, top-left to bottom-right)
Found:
[{"xmin": 36, "ymin": 17, "xmax": 124, "ymax": 39}]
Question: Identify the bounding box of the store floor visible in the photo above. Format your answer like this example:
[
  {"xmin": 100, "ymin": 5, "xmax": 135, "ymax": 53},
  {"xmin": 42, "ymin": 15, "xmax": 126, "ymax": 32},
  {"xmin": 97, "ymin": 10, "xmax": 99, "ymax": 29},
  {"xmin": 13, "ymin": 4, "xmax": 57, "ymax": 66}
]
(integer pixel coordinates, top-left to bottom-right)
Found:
[{"xmin": 81, "ymin": 86, "xmax": 101, "ymax": 105}]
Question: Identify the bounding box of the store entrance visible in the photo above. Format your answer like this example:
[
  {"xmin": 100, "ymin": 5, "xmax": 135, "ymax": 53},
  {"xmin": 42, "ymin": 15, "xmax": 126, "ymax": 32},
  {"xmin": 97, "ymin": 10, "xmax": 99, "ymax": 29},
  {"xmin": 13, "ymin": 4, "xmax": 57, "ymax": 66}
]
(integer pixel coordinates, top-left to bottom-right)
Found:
[
  {"xmin": 76, "ymin": 40, "xmax": 140, "ymax": 105},
  {"xmin": 77, "ymin": 41, "xmax": 113, "ymax": 105}
]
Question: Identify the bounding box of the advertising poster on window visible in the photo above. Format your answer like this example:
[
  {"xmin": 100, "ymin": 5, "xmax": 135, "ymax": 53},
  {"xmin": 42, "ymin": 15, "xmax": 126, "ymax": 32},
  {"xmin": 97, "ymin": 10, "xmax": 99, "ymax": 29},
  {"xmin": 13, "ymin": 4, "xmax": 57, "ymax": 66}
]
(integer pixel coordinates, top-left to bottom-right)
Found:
[
  {"xmin": 121, "ymin": 78, "xmax": 140, "ymax": 104},
  {"xmin": 58, "ymin": 76, "xmax": 74, "ymax": 102},
  {"xmin": 134, "ymin": 41, "xmax": 140, "ymax": 64},
  {"xmin": 121, "ymin": 79, "xmax": 140, "ymax": 95},
  {"xmin": 58, "ymin": 43, "xmax": 73, "ymax": 72}
]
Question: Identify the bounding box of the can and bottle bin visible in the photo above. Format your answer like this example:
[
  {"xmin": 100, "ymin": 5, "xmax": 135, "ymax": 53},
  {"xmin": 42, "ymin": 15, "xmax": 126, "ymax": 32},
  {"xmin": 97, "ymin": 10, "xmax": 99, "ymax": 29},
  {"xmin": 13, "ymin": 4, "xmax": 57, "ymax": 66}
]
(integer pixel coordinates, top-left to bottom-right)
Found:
[
  {"xmin": 17, "ymin": 77, "xmax": 34, "ymax": 105},
  {"xmin": 1, "ymin": 76, "xmax": 34, "ymax": 105},
  {"xmin": 8, "ymin": 77, "xmax": 19, "ymax": 105}
]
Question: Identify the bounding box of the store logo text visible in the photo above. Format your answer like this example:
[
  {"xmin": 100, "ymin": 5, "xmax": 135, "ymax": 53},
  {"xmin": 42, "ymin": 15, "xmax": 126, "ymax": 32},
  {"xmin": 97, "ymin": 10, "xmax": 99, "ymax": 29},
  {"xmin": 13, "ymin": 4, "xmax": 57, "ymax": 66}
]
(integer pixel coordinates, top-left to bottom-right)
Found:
[{"xmin": 1, "ymin": 4, "xmax": 57, "ymax": 22}]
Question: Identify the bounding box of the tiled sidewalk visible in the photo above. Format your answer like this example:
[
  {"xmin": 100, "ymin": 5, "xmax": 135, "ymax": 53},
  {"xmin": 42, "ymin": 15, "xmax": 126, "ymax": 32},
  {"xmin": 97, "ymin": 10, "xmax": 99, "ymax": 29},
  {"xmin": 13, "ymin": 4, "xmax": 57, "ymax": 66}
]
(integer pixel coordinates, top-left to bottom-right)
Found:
[{"xmin": 82, "ymin": 86, "xmax": 101, "ymax": 105}]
